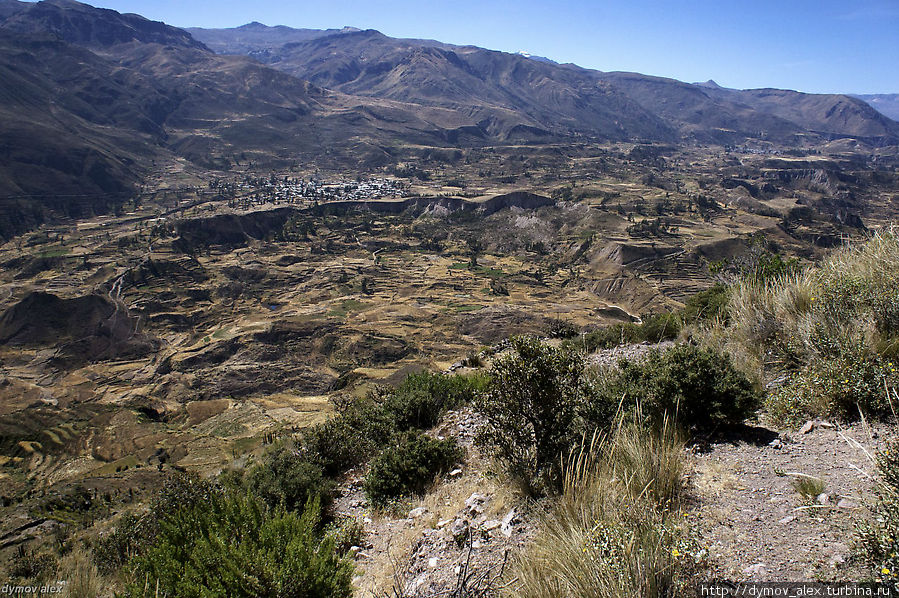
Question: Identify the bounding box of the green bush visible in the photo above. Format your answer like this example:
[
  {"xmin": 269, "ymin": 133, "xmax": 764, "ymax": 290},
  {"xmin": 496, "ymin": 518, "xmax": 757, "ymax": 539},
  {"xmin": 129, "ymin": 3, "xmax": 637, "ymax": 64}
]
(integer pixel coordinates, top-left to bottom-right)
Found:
[
  {"xmin": 766, "ymin": 352, "xmax": 897, "ymax": 426},
  {"xmin": 477, "ymin": 336, "xmax": 592, "ymax": 494},
  {"xmin": 93, "ymin": 473, "xmax": 221, "ymax": 573},
  {"xmin": 364, "ymin": 432, "xmax": 462, "ymax": 506},
  {"xmin": 681, "ymin": 284, "xmax": 729, "ymax": 324},
  {"xmin": 590, "ymin": 344, "xmax": 760, "ymax": 433},
  {"xmin": 300, "ymin": 397, "xmax": 395, "ymax": 476},
  {"xmin": 127, "ymin": 492, "xmax": 353, "ymax": 598},
  {"xmin": 246, "ymin": 443, "xmax": 334, "ymax": 514},
  {"xmin": 384, "ymin": 370, "xmax": 488, "ymax": 431},
  {"xmin": 857, "ymin": 440, "xmax": 899, "ymax": 588},
  {"xmin": 575, "ymin": 313, "xmax": 681, "ymax": 353}
]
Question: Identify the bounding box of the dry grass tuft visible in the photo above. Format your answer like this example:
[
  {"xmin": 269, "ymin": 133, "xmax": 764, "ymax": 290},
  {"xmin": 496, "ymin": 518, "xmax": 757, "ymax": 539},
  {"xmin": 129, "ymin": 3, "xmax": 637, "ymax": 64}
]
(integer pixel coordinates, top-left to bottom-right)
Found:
[
  {"xmin": 700, "ymin": 229, "xmax": 899, "ymax": 424},
  {"xmin": 507, "ymin": 415, "xmax": 703, "ymax": 598}
]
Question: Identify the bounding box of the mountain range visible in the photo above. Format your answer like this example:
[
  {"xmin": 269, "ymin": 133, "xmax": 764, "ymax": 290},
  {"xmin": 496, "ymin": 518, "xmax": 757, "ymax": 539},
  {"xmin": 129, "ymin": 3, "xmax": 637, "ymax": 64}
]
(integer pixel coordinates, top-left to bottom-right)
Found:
[{"xmin": 0, "ymin": 0, "xmax": 898, "ymax": 239}]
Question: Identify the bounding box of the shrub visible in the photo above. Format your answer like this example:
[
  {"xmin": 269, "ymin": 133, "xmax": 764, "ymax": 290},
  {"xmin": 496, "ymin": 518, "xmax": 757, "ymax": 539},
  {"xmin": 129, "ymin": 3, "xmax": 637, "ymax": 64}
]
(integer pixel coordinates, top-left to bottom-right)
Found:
[
  {"xmin": 719, "ymin": 230, "xmax": 899, "ymax": 423},
  {"xmin": 589, "ymin": 344, "xmax": 760, "ymax": 434},
  {"xmin": 300, "ymin": 396, "xmax": 395, "ymax": 476},
  {"xmin": 857, "ymin": 439, "xmax": 899, "ymax": 588},
  {"xmin": 127, "ymin": 492, "xmax": 353, "ymax": 598},
  {"xmin": 477, "ymin": 336, "xmax": 593, "ymax": 494},
  {"xmin": 93, "ymin": 472, "xmax": 220, "ymax": 573},
  {"xmin": 364, "ymin": 432, "xmax": 462, "ymax": 506},
  {"xmin": 93, "ymin": 511, "xmax": 151, "ymax": 574},
  {"xmin": 766, "ymin": 352, "xmax": 897, "ymax": 425},
  {"xmin": 246, "ymin": 443, "xmax": 334, "ymax": 514},
  {"xmin": 681, "ymin": 284, "xmax": 729, "ymax": 324},
  {"xmin": 384, "ymin": 370, "xmax": 488, "ymax": 431},
  {"xmin": 575, "ymin": 313, "xmax": 681, "ymax": 352}
]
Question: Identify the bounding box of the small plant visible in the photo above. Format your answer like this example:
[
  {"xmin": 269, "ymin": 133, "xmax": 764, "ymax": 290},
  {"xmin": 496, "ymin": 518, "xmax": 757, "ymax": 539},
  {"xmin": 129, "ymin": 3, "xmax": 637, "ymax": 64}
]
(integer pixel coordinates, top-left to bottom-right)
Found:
[
  {"xmin": 547, "ymin": 318, "xmax": 579, "ymax": 339},
  {"xmin": 364, "ymin": 432, "xmax": 462, "ymax": 506},
  {"xmin": 325, "ymin": 515, "xmax": 366, "ymax": 555},
  {"xmin": 790, "ymin": 474, "xmax": 827, "ymax": 502},
  {"xmin": 857, "ymin": 438, "xmax": 899, "ymax": 587}
]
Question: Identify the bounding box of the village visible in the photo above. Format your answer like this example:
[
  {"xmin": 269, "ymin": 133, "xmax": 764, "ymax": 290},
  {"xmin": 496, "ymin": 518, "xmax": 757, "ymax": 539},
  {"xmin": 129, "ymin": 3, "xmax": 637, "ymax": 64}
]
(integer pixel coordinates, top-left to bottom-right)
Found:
[{"xmin": 218, "ymin": 175, "xmax": 414, "ymax": 210}]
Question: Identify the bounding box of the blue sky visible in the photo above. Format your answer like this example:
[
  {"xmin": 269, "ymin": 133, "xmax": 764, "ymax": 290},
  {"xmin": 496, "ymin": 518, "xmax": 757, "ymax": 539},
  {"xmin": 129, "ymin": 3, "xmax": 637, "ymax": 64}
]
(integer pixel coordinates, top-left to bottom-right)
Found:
[{"xmin": 48, "ymin": 0, "xmax": 899, "ymax": 93}]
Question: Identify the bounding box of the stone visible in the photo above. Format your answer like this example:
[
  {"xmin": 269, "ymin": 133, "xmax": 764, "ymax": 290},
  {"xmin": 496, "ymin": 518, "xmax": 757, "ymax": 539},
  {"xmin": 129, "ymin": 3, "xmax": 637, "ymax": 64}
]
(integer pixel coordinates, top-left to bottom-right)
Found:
[
  {"xmin": 449, "ymin": 468, "xmax": 463, "ymax": 477},
  {"xmin": 500, "ymin": 508, "xmax": 518, "ymax": 537},
  {"xmin": 799, "ymin": 421, "xmax": 815, "ymax": 434},
  {"xmin": 436, "ymin": 519, "xmax": 452, "ymax": 529},
  {"xmin": 465, "ymin": 493, "xmax": 487, "ymax": 508},
  {"xmin": 778, "ymin": 515, "xmax": 796, "ymax": 524},
  {"xmin": 428, "ymin": 557, "xmax": 438, "ymax": 568},
  {"xmin": 837, "ymin": 498, "xmax": 856, "ymax": 509},
  {"xmin": 409, "ymin": 507, "xmax": 428, "ymax": 518},
  {"xmin": 829, "ymin": 554, "xmax": 846, "ymax": 568},
  {"xmin": 482, "ymin": 519, "xmax": 501, "ymax": 531},
  {"xmin": 743, "ymin": 563, "xmax": 767, "ymax": 577},
  {"xmin": 769, "ymin": 438, "xmax": 782, "ymax": 449},
  {"xmin": 449, "ymin": 518, "xmax": 469, "ymax": 542},
  {"xmin": 816, "ymin": 493, "xmax": 830, "ymax": 505}
]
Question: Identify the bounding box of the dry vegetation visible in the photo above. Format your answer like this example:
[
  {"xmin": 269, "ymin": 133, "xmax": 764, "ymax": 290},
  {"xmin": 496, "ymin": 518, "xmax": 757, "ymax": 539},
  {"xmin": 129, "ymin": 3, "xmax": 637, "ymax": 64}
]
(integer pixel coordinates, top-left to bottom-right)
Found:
[{"xmin": 0, "ymin": 141, "xmax": 898, "ymax": 594}]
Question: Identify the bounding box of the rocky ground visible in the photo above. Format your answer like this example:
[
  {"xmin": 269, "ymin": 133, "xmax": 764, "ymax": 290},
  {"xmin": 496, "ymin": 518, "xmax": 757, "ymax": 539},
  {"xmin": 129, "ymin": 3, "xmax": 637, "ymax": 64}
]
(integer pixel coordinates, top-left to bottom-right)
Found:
[
  {"xmin": 333, "ymin": 407, "xmax": 535, "ymax": 597},
  {"xmin": 693, "ymin": 418, "xmax": 887, "ymax": 581},
  {"xmin": 338, "ymin": 344, "xmax": 891, "ymax": 596}
]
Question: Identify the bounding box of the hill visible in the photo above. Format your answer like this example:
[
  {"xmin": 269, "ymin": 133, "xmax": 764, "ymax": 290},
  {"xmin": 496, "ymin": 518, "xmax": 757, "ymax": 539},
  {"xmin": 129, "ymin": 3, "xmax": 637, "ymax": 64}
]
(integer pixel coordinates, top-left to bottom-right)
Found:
[
  {"xmin": 192, "ymin": 23, "xmax": 899, "ymax": 145},
  {"xmin": 853, "ymin": 93, "xmax": 899, "ymax": 121}
]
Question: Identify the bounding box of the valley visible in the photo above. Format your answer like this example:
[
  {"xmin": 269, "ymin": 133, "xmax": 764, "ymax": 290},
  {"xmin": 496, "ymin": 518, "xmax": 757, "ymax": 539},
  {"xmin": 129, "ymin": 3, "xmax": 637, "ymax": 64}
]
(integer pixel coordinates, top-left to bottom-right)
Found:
[{"xmin": 0, "ymin": 1, "xmax": 897, "ymax": 595}]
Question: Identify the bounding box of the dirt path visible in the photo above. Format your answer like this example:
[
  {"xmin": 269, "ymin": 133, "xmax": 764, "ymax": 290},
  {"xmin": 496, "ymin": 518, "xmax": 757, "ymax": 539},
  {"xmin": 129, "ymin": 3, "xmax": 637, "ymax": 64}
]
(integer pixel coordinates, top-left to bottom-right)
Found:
[{"xmin": 692, "ymin": 420, "xmax": 888, "ymax": 581}]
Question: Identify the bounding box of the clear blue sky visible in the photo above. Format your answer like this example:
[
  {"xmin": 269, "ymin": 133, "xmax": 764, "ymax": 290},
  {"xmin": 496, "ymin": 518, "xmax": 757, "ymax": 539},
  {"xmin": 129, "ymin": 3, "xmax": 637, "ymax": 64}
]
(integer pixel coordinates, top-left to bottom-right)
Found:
[{"xmin": 51, "ymin": 0, "xmax": 899, "ymax": 94}]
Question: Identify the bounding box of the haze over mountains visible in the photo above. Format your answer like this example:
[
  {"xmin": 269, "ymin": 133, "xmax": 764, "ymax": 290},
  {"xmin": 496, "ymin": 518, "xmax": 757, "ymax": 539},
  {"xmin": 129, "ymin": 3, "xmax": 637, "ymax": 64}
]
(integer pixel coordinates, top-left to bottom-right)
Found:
[{"xmin": 0, "ymin": 0, "xmax": 898, "ymax": 239}]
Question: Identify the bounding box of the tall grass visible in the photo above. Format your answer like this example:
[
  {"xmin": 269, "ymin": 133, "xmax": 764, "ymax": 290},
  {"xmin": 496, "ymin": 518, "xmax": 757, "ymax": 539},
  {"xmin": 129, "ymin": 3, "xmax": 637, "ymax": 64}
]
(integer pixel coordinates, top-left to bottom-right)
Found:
[
  {"xmin": 509, "ymin": 416, "xmax": 703, "ymax": 598},
  {"xmin": 705, "ymin": 229, "xmax": 899, "ymax": 423}
]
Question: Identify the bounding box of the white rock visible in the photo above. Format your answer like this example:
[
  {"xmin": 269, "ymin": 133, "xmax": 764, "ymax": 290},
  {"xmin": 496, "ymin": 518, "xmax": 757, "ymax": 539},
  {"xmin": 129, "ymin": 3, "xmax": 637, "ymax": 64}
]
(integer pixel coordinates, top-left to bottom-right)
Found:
[
  {"xmin": 837, "ymin": 498, "xmax": 856, "ymax": 509},
  {"xmin": 768, "ymin": 438, "xmax": 782, "ymax": 449},
  {"xmin": 482, "ymin": 519, "xmax": 501, "ymax": 531},
  {"xmin": 743, "ymin": 563, "xmax": 767, "ymax": 577},
  {"xmin": 436, "ymin": 519, "xmax": 452, "ymax": 528},
  {"xmin": 449, "ymin": 468, "xmax": 463, "ymax": 477},
  {"xmin": 409, "ymin": 507, "xmax": 428, "ymax": 518},
  {"xmin": 778, "ymin": 515, "xmax": 796, "ymax": 524},
  {"xmin": 502, "ymin": 508, "xmax": 518, "ymax": 526},
  {"xmin": 465, "ymin": 493, "xmax": 487, "ymax": 508},
  {"xmin": 816, "ymin": 493, "xmax": 830, "ymax": 505},
  {"xmin": 799, "ymin": 421, "xmax": 815, "ymax": 434},
  {"xmin": 428, "ymin": 557, "xmax": 438, "ymax": 568}
]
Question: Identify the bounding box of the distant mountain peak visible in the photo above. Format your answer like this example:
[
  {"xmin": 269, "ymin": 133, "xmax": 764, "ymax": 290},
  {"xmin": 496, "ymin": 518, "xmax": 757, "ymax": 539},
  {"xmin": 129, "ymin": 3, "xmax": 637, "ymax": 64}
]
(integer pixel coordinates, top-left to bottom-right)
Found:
[
  {"xmin": 238, "ymin": 21, "xmax": 269, "ymax": 30},
  {"xmin": 696, "ymin": 79, "xmax": 723, "ymax": 89},
  {"xmin": 515, "ymin": 50, "xmax": 557, "ymax": 64}
]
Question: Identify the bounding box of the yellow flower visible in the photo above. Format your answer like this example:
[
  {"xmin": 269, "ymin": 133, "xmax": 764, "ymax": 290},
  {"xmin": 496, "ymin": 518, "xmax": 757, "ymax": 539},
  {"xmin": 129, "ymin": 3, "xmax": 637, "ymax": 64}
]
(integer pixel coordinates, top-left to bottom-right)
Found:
[
  {"xmin": 883, "ymin": 567, "xmax": 891, "ymax": 576},
  {"xmin": 672, "ymin": 549, "xmax": 680, "ymax": 557}
]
